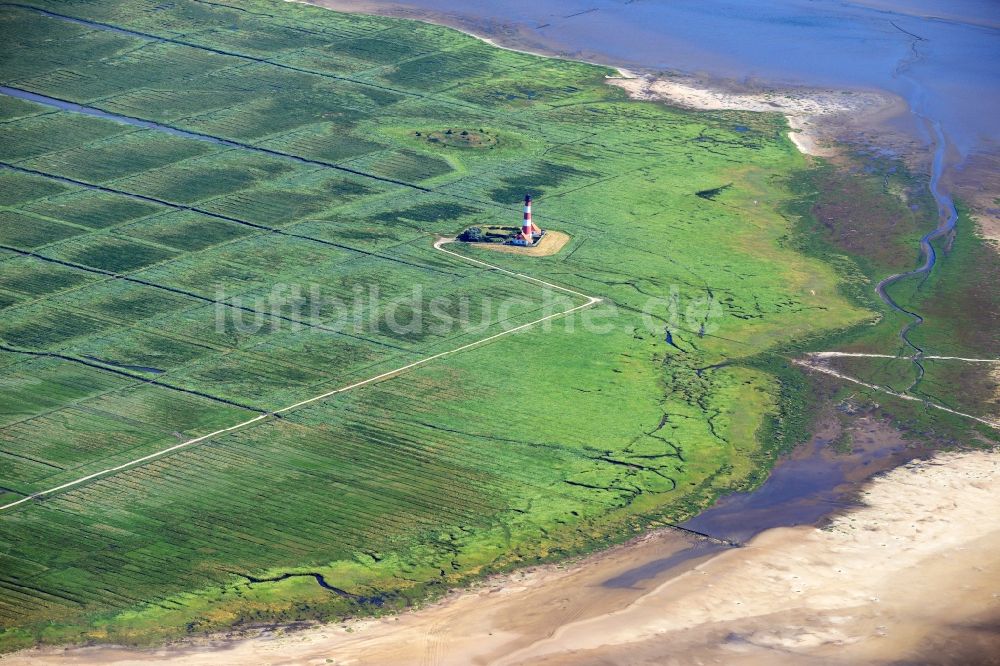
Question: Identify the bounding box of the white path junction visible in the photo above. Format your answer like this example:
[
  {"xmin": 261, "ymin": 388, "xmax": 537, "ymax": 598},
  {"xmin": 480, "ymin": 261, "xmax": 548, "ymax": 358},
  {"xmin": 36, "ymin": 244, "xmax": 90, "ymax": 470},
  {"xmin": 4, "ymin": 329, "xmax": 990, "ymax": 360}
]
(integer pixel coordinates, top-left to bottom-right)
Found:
[{"xmin": 795, "ymin": 360, "xmax": 1000, "ymax": 430}]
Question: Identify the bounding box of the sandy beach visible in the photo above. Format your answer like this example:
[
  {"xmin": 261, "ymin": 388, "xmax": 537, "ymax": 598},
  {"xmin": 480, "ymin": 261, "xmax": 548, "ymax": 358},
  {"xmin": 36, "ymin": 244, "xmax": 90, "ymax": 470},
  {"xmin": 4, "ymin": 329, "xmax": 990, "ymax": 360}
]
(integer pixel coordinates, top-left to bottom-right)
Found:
[
  {"xmin": 9, "ymin": 447, "xmax": 999, "ymax": 666},
  {"xmin": 608, "ymin": 73, "xmax": 904, "ymax": 159},
  {"xmin": 508, "ymin": 449, "xmax": 1000, "ymax": 665}
]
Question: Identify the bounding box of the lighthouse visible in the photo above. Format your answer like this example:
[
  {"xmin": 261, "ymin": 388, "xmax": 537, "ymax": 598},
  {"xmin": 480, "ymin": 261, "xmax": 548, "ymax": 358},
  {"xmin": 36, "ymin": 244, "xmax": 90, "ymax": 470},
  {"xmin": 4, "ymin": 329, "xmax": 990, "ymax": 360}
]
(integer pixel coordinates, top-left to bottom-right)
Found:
[
  {"xmin": 516, "ymin": 194, "xmax": 542, "ymax": 244},
  {"xmin": 521, "ymin": 195, "xmax": 533, "ymax": 238}
]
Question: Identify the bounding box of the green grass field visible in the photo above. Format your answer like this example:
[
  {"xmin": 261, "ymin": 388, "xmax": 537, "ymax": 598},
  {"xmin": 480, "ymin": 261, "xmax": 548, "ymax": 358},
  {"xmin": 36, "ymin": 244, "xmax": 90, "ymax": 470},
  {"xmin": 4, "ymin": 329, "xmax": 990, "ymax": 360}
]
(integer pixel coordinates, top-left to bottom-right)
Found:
[{"xmin": 0, "ymin": 0, "xmax": 960, "ymax": 650}]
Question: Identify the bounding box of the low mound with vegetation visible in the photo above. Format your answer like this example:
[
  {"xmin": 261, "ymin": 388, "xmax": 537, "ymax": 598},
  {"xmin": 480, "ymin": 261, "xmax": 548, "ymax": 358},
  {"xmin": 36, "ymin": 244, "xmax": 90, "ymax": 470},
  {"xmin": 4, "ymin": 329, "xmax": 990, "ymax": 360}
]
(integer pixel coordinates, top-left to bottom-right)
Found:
[
  {"xmin": 418, "ymin": 128, "xmax": 498, "ymax": 149},
  {"xmin": 457, "ymin": 225, "xmax": 524, "ymax": 243}
]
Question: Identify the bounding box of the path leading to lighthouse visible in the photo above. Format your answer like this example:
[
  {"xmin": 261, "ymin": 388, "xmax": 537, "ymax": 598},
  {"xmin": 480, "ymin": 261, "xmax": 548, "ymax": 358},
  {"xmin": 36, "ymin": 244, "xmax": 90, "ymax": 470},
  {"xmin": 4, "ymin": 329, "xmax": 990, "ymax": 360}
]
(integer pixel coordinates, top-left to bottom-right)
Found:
[
  {"xmin": 0, "ymin": 238, "xmax": 601, "ymax": 513},
  {"xmin": 5, "ymin": 230, "xmax": 995, "ymax": 513},
  {"xmin": 806, "ymin": 351, "xmax": 1000, "ymax": 364}
]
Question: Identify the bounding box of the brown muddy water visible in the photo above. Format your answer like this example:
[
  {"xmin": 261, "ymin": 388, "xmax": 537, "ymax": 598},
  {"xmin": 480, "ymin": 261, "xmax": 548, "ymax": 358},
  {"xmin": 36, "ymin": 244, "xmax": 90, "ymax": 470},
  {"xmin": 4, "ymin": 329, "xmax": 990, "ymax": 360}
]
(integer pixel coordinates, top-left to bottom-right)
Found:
[{"xmin": 603, "ymin": 414, "xmax": 925, "ymax": 589}]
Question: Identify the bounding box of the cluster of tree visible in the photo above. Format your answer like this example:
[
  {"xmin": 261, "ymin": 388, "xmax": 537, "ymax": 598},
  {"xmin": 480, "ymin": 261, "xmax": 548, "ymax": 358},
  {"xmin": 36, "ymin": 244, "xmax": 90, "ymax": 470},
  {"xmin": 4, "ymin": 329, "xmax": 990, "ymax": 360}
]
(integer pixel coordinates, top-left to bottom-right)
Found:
[{"xmin": 458, "ymin": 227, "xmax": 486, "ymax": 242}]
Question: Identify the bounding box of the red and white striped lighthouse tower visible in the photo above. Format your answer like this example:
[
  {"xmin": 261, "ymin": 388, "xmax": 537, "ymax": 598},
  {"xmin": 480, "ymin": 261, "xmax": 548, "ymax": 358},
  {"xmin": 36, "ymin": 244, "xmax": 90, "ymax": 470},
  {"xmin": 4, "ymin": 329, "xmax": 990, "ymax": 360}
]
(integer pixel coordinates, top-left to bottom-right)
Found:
[
  {"xmin": 521, "ymin": 194, "xmax": 533, "ymax": 238},
  {"xmin": 518, "ymin": 194, "xmax": 542, "ymax": 243}
]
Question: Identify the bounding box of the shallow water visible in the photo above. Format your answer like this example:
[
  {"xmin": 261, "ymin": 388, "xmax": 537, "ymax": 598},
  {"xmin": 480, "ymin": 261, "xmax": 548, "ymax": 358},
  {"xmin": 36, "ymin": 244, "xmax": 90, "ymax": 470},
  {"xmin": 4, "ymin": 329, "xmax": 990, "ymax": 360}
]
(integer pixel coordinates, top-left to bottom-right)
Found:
[
  {"xmin": 602, "ymin": 418, "xmax": 922, "ymax": 587},
  {"xmin": 359, "ymin": 0, "xmax": 999, "ymax": 161},
  {"xmin": 681, "ymin": 424, "xmax": 918, "ymax": 544}
]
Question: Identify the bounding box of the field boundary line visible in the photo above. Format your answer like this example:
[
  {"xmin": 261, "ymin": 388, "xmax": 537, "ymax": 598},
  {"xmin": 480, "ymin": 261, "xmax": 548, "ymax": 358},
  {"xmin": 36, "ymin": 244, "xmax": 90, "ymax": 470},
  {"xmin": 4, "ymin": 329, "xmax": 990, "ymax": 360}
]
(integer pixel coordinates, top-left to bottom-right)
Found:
[
  {"xmin": 0, "ymin": 85, "xmax": 431, "ymax": 193},
  {"xmin": 0, "ymin": 415, "xmax": 268, "ymax": 512},
  {"xmin": 0, "ymin": 237, "xmax": 601, "ymax": 512}
]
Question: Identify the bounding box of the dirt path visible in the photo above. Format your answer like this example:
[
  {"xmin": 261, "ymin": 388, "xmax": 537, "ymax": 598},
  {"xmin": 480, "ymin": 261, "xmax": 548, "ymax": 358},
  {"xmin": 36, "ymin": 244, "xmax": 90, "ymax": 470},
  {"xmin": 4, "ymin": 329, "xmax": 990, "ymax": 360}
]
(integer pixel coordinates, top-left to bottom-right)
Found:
[
  {"xmin": 807, "ymin": 351, "xmax": 1000, "ymax": 363},
  {"xmin": 0, "ymin": 238, "xmax": 600, "ymax": 512}
]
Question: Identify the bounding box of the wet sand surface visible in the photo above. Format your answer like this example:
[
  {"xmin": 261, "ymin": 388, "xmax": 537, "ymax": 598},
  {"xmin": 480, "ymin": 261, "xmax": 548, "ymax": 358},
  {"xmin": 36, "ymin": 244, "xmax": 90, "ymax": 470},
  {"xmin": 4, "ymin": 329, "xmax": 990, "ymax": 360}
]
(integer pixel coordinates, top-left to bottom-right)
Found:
[
  {"xmin": 16, "ymin": 416, "xmax": 1000, "ymax": 666},
  {"xmin": 606, "ymin": 73, "xmax": 906, "ymax": 159},
  {"xmin": 681, "ymin": 417, "xmax": 926, "ymax": 544},
  {"xmin": 950, "ymin": 149, "xmax": 1000, "ymax": 244},
  {"xmin": 4, "ymin": 529, "xmax": 705, "ymax": 665},
  {"xmin": 511, "ymin": 448, "xmax": 1000, "ymax": 666}
]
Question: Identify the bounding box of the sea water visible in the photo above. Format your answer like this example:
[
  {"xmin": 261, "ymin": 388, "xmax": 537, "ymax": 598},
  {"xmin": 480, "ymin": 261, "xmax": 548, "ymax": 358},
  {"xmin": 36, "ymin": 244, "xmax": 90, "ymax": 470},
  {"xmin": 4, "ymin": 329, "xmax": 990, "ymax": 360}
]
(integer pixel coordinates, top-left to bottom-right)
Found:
[{"xmin": 372, "ymin": 0, "xmax": 1000, "ymax": 160}]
